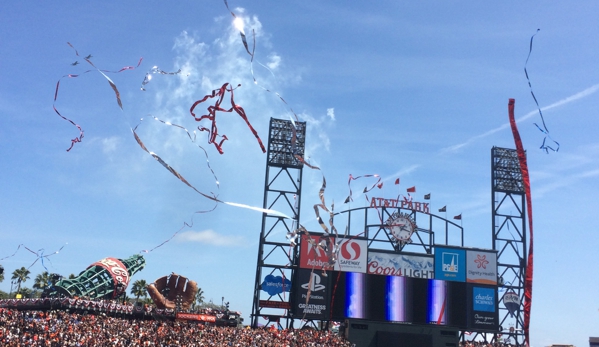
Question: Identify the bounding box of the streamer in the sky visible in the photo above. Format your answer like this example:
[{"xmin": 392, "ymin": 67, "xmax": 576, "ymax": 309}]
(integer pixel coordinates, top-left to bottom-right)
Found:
[
  {"xmin": 344, "ymin": 174, "xmax": 382, "ymax": 203},
  {"xmin": 131, "ymin": 123, "xmax": 288, "ymax": 219},
  {"xmin": 524, "ymin": 29, "xmax": 560, "ymax": 153},
  {"xmin": 189, "ymin": 83, "xmax": 266, "ymax": 154},
  {"xmin": 24, "ymin": 244, "xmax": 68, "ymax": 272},
  {"xmin": 53, "ymin": 42, "xmax": 142, "ymax": 151},
  {"xmin": 141, "ymin": 66, "xmax": 182, "ymax": 91},
  {"xmin": 508, "ymin": 98, "xmax": 534, "ymax": 347},
  {"xmin": 223, "ymin": 0, "xmax": 255, "ymax": 59}
]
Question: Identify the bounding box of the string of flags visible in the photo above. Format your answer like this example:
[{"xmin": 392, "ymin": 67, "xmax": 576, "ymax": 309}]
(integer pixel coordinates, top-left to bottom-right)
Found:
[{"xmin": 398, "ymin": 183, "xmax": 462, "ymax": 221}]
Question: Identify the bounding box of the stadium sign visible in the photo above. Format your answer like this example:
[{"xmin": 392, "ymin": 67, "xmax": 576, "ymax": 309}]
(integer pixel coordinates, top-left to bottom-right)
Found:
[
  {"xmin": 176, "ymin": 312, "xmax": 217, "ymax": 323},
  {"xmin": 369, "ymin": 197, "xmax": 430, "ymax": 214},
  {"xmin": 299, "ymin": 233, "xmax": 333, "ymax": 270},
  {"xmin": 368, "ymin": 252, "xmax": 434, "ymax": 279},
  {"xmin": 334, "ymin": 238, "xmax": 367, "ymax": 273},
  {"xmin": 468, "ymin": 286, "xmax": 498, "ymax": 331},
  {"xmin": 293, "ymin": 268, "xmax": 330, "ymax": 320},
  {"xmin": 466, "ymin": 250, "xmax": 498, "ymax": 285},
  {"xmin": 435, "ymin": 247, "xmax": 466, "ymax": 282},
  {"xmin": 261, "ymin": 275, "xmax": 291, "ymax": 295}
]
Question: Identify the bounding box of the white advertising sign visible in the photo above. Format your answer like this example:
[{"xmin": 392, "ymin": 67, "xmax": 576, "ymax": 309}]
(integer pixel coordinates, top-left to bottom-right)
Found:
[
  {"xmin": 466, "ymin": 250, "xmax": 497, "ymax": 285},
  {"xmin": 334, "ymin": 238, "xmax": 368, "ymax": 273},
  {"xmin": 367, "ymin": 252, "xmax": 434, "ymax": 279}
]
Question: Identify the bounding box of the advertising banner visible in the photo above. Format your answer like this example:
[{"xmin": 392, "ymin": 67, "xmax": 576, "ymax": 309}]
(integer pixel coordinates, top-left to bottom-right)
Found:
[
  {"xmin": 367, "ymin": 252, "xmax": 434, "ymax": 279},
  {"xmin": 176, "ymin": 313, "xmax": 217, "ymax": 322},
  {"xmin": 299, "ymin": 234, "xmax": 334, "ymax": 270},
  {"xmin": 261, "ymin": 275, "xmax": 291, "ymax": 295},
  {"xmin": 435, "ymin": 247, "xmax": 466, "ymax": 282},
  {"xmin": 466, "ymin": 250, "xmax": 497, "ymax": 285},
  {"xmin": 259, "ymin": 300, "xmax": 291, "ymax": 309},
  {"xmin": 293, "ymin": 268, "xmax": 330, "ymax": 320},
  {"xmin": 334, "ymin": 238, "xmax": 368, "ymax": 273},
  {"xmin": 468, "ymin": 285, "xmax": 498, "ymax": 331}
]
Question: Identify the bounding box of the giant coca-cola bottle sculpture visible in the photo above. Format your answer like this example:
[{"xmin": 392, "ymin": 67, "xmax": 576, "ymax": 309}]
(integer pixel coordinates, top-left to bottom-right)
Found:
[{"xmin": 48, "ymin": 254, "xmax": 145, "ymax": 299}]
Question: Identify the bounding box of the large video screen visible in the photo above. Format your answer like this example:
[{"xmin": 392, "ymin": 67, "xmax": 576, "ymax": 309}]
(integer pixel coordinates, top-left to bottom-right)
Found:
[{"xmin": 329, "ymin": 272, "xmax": 469, "ymax": 328}]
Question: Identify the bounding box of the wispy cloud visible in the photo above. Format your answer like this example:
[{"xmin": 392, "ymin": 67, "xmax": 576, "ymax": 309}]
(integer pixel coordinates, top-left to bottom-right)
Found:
[
  {"xmin": 387, "ymin": 165, "xmax": 421, "ymax": 183},
  {"xmin": 441, "ymin": 83, "xmax": 599, "ymax": 153},
  {"xmin": 532, "ymin": 143, "xmax": 599, "ymax": 198},
  {"xmin": 327, "ymin": 108, "xmax": 335, "ymax": 121},
  {"xmin": 176, "ymin": 229, "xmax": 246, "ymax": 247},
  {"xmin": 101, "ymin": 136, "xmax": 120, "ymax": 155}
]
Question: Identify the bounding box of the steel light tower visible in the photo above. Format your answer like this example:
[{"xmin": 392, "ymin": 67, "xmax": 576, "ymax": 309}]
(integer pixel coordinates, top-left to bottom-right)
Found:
[
  {"xmin": 491, "ymin": 147, "xmax": 527, "ymax": 346},
  {"xmin": 250, "ymin": 118, "xmax": 306, "ymax": 328}
]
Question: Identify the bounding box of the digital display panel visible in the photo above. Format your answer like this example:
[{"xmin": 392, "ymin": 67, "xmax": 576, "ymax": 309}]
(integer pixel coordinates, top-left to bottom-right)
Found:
[{"xmin": 329, "ymin": 272, "xmax": 468, "ymax": 328}]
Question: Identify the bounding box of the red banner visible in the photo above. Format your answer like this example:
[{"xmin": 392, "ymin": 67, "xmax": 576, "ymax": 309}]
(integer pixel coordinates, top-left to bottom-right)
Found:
[
  {"xmin": 259, "ymin": 300, "xmax": 291, "ymax": 309},
  {"xmin": 176, "ymin": 312, "xmax": 217, "ymax": 322}
]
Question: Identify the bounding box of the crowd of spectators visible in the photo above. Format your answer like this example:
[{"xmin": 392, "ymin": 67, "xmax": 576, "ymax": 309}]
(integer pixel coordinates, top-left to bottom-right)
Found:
[{"xmin": 0, "ymin": 308, "xmax": 353, "ymax": 347}]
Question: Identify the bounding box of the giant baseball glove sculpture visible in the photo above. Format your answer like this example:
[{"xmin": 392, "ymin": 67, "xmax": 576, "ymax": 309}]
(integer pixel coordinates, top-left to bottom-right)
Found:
[{"xmin": 146, "ymin": 273, "xmax": 198, "ymax": 310}]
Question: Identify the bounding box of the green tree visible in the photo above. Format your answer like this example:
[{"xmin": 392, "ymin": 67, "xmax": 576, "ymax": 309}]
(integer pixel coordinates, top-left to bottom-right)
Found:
[
  {"xmin": 130, "ymin": 279, "xmax": 148, "ymax": 302},
  {"xmin": 11, "ymin": 267, "xmax": 30, "ymax": 292},
  {"xmin": 33, "ymin": 271, "xmax": 51, "ymax": 291},
  {"xmin": 17, "ymin": 287, "xmax": 36, "ymax": 298},
  {"xmin": 192, "ymin": 287, "xmax": 205, "ymax": 310},
  {"xmin": 0, "ymin": 265, "xmax": 4, "ymax": 283}
]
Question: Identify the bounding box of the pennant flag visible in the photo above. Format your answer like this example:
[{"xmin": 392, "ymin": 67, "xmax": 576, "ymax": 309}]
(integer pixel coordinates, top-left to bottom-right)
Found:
[
  {"xmin": 406, "ymin": 186, "xmax": 416, "ymax": 193},
  {"xmin": 438, "ymin": 206, "xmax": 446, "ymax": 212},
  {"xmin": 453, "ymin": 214, "xmax": 462, "ymax": 220},
  {"xmin": 394, "ymin": 178, "xmax": 400, "ymax": 185},
  {"xmin": 424, "ymin": 193, "xmax": 430, "ymax": 200}
]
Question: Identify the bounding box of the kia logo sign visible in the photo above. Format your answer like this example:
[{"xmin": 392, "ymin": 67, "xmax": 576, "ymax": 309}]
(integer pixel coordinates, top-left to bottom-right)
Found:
[{"xmin": 340, "ymin": 240, "xmax": 361, "ymax": 260}]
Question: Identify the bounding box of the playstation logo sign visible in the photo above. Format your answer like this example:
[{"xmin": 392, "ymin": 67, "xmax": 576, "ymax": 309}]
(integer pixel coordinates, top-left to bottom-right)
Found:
[{"xmin": 301, "ymin": 272, "xmax": 326, "ymax": 292}]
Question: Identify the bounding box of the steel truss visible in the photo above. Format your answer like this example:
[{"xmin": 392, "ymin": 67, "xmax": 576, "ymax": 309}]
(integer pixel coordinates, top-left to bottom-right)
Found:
[
  {"xmin": 250, "ymin": 118, "xmax": 306, "ymax": 328},
  {"xmin": 489, "ymin": 146, "xmax": 527, "ymax": 346}
]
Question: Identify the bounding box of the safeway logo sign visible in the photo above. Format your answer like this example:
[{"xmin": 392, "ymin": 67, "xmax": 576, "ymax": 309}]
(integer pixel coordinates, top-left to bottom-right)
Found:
[
  {"xmin": 334, "ymin": 238, "xmax": 367, "ymax": 273},
  {"xmin": 340, "ymin": 239, "xmax": 361, "ymax": 260}
]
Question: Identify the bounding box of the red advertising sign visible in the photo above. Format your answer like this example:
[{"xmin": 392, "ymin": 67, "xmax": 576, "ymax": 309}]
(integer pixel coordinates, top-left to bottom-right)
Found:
[
  {"xmin": 299, "ymin": 234, "xmax": 334, "ymax": 270},
  {"xmin": 259, "ymin": 300, "xmax": 291, "ymax": 309},
  {"xmin": 176, "ymin": 313, "xmax": 217, "ymax": 322}
]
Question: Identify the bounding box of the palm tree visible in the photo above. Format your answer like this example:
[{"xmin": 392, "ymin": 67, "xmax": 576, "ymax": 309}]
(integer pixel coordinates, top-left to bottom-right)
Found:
[
  {"xmin": 193, "ymin": 288, "xmax": 205, "ymax": 310},
  {"xmin": 130, "ymin": 279, "xmax": 148, "ymax": 302},
  {"xmin": 33, "ymin": 271, "xmax": 51, "ymax": 291},
  {"xmin": 11, "ymin": 267, "xmax": 31, "ymax": 292}
]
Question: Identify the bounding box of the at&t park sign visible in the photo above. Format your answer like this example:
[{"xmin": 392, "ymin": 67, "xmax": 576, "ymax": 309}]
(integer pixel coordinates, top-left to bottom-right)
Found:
[{"xmin": 369, "ymin": 197, "xmax": 430, "ymax": 214}]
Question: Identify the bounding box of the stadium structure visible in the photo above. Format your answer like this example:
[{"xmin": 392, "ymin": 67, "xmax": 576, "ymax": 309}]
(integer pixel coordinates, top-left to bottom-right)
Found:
[{"xmin": 250, "ymin": 118, "xmax": 529, "ymax": 347}]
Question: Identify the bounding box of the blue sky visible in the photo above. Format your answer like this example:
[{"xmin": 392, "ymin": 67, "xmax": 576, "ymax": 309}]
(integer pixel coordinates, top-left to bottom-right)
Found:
[{"xmin": 1, "ymin": 1, "xmax": 598, "ymax": 346}]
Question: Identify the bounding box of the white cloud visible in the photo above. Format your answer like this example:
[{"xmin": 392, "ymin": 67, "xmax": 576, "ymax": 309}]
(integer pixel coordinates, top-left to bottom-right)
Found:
[
  {"xmin": 176, "ymin": 229, "xmax": 245, "ymax": 247},
  {"xmin": 101, "ymin": 136, "xmax": 120, "ymax": 154},
  {"xmin": 327, "ymin": 108, "xmax": 335, "ymax": 121},
  {"xmin": 267, "ymin": 54, "xmax": 281, "ymax": 70}
]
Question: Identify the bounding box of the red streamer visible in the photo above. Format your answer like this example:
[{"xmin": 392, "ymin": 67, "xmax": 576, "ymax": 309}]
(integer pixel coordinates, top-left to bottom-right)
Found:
[
  {"xmin": 189, "ymin": 83, "xmax": 266, "ymax": 154},
  {"xmin": 54, "ymin": 42, "xmax": 142, "ymax": 151},
  {"xmin": 508, "ymin": 99, "xmax": 534, "ymax": 347},
  {"xmin": 344, "ymin": 174, "xmax": 381, "ymax": 203}
]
